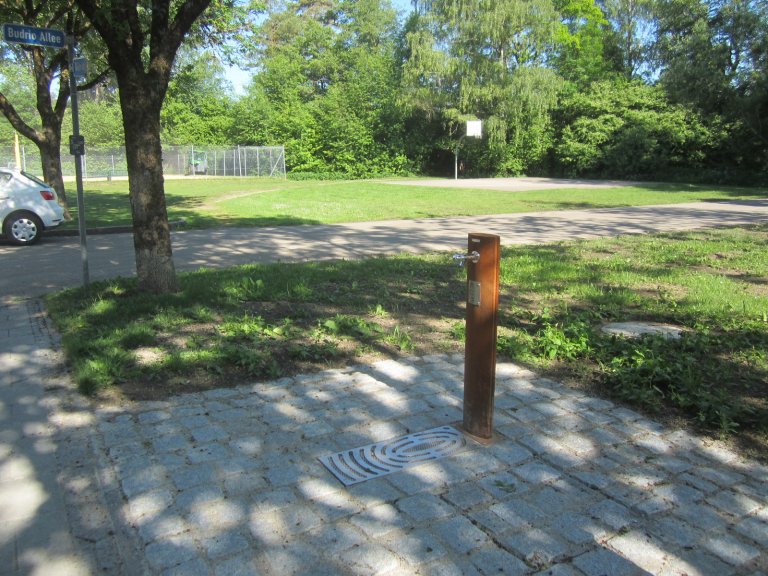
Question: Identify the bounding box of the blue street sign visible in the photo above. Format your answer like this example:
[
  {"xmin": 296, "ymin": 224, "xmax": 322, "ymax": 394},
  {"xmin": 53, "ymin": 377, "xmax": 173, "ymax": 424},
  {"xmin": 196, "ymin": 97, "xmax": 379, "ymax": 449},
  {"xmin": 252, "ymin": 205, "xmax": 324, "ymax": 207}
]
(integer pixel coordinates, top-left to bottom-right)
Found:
[{"xmin": 2, "ymin": 23, "xmax": 65, "ymax": 49}]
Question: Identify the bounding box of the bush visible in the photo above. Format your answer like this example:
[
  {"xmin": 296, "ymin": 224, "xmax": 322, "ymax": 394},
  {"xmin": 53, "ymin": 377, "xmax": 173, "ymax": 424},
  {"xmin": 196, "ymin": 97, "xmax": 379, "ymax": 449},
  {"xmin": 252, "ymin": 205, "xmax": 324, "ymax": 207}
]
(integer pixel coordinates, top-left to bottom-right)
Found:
[{"xmin": 553, "ymin": 79, "xmax": 715, "ymax": 180}]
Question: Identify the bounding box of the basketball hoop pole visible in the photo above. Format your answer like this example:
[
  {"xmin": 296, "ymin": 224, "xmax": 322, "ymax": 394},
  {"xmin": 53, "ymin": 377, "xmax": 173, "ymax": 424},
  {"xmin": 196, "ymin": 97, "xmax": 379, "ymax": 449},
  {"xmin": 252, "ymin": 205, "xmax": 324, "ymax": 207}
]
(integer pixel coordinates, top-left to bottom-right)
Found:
[{"xmin": 454, "ymin": 136, "xmax": 466, "ymax": 180}]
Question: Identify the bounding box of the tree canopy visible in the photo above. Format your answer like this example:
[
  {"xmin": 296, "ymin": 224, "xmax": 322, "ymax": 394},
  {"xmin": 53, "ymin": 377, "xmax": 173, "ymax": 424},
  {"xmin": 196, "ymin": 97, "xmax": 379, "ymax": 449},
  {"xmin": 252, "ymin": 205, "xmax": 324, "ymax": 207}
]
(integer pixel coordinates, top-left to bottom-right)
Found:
[{"xmin": 2, "ymin": 0, "xmax": 766, "ymax": 184}]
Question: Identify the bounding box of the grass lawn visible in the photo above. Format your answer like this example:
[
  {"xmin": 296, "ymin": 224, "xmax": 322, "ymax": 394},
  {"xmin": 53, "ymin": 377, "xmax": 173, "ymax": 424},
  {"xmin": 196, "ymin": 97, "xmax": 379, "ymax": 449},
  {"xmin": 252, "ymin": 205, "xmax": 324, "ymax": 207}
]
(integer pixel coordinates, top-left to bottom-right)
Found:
[
  {"xmin": 60, "ymin": 177, "xmax": 767, "ymax": 229},
  {"xmin": 46, "ymin": 223, "xmax": 768, "ymax": 462}
]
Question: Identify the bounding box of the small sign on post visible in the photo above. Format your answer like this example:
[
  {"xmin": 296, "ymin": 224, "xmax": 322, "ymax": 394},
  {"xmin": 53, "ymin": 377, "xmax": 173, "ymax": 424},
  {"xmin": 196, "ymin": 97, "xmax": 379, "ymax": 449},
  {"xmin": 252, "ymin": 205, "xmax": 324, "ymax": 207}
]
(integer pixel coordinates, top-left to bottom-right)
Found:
[
  {"xmin": 69, "ymin": 135, "xmax": 85, "ymax": 156},
  {"xmin": 466, "ymin": 120, "xmax": 482, "ymax": 138},
  {"xmin": 73, "ymin": 57, "xmax": 88, "ymax": 83}
]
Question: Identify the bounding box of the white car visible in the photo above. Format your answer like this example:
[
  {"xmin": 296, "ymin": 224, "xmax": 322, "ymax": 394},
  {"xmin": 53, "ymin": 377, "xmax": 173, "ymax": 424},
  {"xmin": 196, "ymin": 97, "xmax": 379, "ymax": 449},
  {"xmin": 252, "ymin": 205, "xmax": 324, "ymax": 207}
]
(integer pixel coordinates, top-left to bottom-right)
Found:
[{"xmin": 0, "ymin": 168, "xmax": 65, "ymax": 245}]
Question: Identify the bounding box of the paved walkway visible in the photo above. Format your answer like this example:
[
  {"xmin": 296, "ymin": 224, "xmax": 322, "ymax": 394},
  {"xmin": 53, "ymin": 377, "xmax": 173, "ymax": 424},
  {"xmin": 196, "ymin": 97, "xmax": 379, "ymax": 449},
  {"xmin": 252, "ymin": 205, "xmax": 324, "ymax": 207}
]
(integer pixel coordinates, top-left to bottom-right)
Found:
[
  {"xmin": 2, "ymin": 199, "xmax": 768, "ymax": 296},
  {"xmin": 1, "ymin": 200, "xmax": 767, "ymax": 575}
]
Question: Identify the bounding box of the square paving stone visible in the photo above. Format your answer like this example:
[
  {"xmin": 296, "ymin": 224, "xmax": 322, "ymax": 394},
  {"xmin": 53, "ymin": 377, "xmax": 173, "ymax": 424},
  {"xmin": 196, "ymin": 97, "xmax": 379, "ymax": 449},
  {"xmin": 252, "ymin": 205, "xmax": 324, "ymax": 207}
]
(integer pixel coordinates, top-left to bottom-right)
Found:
[
  {"xmin": 573, "ymin": 546, "xmax": 652, "ymax": 576},
  {"xmin": 489, "ymin": 499, "xmax": 547, "ymax": 529},
  {"xmin": 433, "ymin": 516, "xmax": 491, "ymax": 554},
  {"xmin": 702, "ymin": 533, "xmax": 761, "ymax": 566},
  {"xmin": 498, "ymin": 527, "xmax": 570, "ymax": 568},
  {"xmin": 380, "ymin": 527, "xmax": 449, "ymax": 565},
  {"xmin": 144, "ymin": 534, "xmax": 199, "ymax": 572},
  {"xmin": 443, "ymin": 481, "xmax": 495, "ymax": 510},
  {"xmin": 201, "ymin": 530, "xmax": 251, "ymax": 560},
  {"xmin": 170, "ymin": 464, "xmax": 219, "ymax": 491},
  {"xmin": 396, "ymin": 492, "xmax": 455, "ymax": 522},
  {"xmin": 212, "ymin": 552, "xmax": 263, "ymax": 576},
  {"xmin": 338, "ymin": 542, "xmax": 403, "ymax": 575},
  {"xmin": 513, "ymin": 461, "xmax": 562, "ymax": 485},
  {"xmin": 350, "ymin": 502, "xmax": 408, "ymax": 538},
  {"xmin": 468, "ymin": 546, "xmax": 529, "ymax": 576}
]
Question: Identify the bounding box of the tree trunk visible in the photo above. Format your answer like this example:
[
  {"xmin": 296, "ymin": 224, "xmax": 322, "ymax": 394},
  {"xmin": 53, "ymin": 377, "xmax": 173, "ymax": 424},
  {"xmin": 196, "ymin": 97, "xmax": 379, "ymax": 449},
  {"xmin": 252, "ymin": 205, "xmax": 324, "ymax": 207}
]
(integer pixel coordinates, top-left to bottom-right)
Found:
[
  {"xmin": 38, "ymin": 132, "xmax": 72, "ymax": 220},
  {"xmin": 120, "ymin": 81, "xmax": 178, "ymax": 294}
]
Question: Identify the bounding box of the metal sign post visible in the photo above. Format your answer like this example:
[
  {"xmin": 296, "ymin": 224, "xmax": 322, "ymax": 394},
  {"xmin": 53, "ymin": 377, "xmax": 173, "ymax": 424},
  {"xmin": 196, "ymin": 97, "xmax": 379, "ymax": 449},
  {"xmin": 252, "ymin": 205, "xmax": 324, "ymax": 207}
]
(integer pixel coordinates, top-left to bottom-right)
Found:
[
  {"xmin": 454, "ymin": 233, "xmax": 500, "ymax": 440},
  {"xmin": 67, "ymin": 35, "xmax": 89, "ymax": 287},
  {"xmin": 3, "ymin": 23, "xmax": 89, "ymax": 287}
]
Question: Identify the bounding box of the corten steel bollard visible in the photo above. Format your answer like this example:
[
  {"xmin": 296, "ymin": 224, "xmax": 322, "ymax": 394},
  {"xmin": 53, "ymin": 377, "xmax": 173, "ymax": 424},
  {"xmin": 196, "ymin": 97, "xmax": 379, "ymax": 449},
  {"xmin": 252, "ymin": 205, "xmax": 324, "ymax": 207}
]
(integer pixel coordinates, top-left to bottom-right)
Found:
[{"xmin": 454, "ymin": 233, "xmax": 501, "ymax": 441}]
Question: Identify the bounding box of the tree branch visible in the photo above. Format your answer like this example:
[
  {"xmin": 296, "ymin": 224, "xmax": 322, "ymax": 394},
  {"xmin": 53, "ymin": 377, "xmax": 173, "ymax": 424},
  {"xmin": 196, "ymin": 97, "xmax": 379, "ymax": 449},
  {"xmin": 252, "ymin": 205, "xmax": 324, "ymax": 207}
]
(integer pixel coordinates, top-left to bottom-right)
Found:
[
  {"xmin": 0, "ymin": 92, "xmax": 42, "ymax": 145},
  {"xmin": 77, "ymin": 66, "xmax": 111, "ymax": 91}
]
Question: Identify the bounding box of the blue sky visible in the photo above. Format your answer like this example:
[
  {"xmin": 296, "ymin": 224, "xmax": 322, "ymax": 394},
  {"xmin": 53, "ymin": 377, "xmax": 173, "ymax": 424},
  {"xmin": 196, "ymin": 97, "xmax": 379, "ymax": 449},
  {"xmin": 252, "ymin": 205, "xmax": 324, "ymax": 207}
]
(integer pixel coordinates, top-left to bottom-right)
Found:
[{"xmin": 226, "ymin": 0, "xmax": 413, "ymax": 94}]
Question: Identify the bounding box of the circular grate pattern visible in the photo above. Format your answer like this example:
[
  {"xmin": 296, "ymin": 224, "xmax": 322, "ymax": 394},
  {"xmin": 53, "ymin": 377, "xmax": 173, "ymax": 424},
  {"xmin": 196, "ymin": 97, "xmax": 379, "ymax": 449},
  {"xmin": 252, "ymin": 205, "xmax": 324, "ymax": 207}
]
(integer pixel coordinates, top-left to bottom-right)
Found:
[{"xmin": 320, "ymin": 426, "xmax": 467, "ymax": 486}]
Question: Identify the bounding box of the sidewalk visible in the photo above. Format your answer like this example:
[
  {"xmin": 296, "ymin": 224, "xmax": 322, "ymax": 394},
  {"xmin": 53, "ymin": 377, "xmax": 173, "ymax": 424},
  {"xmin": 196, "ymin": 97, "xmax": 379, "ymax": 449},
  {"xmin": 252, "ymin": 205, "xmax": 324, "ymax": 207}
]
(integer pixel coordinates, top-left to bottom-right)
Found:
[
  {"xmin": 1, "ymin": 201, "xmax": 767, "ymax": 574},
  {"xmin": 2, "ymin": 199, "xmax": 768, "ymax": 297},
  {"xmin": 0, "ymin": 297, "xmax": 138, "ymax": 575}
]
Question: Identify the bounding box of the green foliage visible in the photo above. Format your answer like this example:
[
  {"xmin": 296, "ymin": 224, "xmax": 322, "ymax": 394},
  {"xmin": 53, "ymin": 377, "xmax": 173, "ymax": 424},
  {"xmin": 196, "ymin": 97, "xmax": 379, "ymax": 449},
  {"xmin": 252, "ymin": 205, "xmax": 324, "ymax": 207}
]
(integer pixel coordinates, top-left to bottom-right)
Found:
[
  {"xmin": 400, "ymin": 0, "xmax": 564, "ymax": 176},
  {"xmin": 597, "ymin": 332, "xmax": 751, "ymax": 437},
  {"xmin": 655, "ymin": 0, "xmax": 768, "ymax": 176},
  {"xmin": 235, "ymin": 0, "xmax": 408, "ymax": 176},
  {"xmin": 495, "ymin": 226, "xmax": 768, "ymax": 439},
  {"xmin": 0, "ymin": 60, "xmax": 37, "ymax": 137},
  {"xmin": 161, "ymin": 50, "xmax": 236, "ymax": 145},
  {"xmin": 536, "ymin": 319, "xmax": 592, "ymax": 360},
  {"xmin": 552, "ymin": 0, "xmax": 616, "ymax": 86},
  {"xmin": 384, "ymin": 325, "xmax": 414, "ymax": 352},
  {"xmin": 554, "ymin": 80, "xmax": 714, "ymax": 179},
  {"xmin": 17, "ymin": 0, "xmax": 758, "ymax": 184},
  {"xmin": 70, "ymin": 100, "xmax": 125, "ymax": 147},
  {"xmin": 320, "ymin": 315, "xmax": 384, "ymax": 339}
]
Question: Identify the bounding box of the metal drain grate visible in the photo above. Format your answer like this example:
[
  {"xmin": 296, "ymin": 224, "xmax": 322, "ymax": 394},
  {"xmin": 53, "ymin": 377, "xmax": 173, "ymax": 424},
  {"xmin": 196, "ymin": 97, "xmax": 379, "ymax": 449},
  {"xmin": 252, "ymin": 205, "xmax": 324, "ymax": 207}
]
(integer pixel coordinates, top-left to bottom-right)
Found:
[{"xmin": 319, "ymin": 425, "xmax": 468, "ymax": 486}]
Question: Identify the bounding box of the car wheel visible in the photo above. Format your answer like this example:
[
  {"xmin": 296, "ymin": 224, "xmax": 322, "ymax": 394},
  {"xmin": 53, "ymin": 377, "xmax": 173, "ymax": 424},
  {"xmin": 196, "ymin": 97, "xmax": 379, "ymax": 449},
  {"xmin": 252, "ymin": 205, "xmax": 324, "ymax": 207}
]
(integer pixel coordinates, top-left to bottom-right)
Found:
[{"xmin": 3, "ymin": 211, "xmax": 43, "ymax": 246}]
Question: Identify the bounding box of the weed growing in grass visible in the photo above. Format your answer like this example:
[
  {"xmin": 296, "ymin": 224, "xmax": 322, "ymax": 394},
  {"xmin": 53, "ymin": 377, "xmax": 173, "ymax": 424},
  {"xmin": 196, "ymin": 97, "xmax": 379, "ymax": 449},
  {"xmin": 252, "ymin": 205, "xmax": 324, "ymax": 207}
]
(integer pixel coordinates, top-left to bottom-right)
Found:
[
  {"xmin": 320, "ymin": 315, "xmax": 385, "ymax": 339},
  {"xmin": 535, "ymin": 321, "xmax": 592, "ymax": 360},
  {"xmin": 385, "ymin": 325, "xmax": 414, "ymax": 352}
]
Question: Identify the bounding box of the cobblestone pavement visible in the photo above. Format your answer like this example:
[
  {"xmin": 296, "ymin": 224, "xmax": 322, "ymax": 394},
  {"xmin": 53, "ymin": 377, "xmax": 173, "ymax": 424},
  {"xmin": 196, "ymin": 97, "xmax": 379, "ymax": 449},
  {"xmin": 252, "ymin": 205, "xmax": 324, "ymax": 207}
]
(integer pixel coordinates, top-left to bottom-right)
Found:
[
  {"xmin": 1, "ymin": 297, "xmax": 141, "ymax": 575},
  {"xmin": 2, "ymin": 199, "xmax": 768, "ymax": 575},
  {"xmin": 89, "ymin": 357, "xmax": 768, "ymax": 576}
]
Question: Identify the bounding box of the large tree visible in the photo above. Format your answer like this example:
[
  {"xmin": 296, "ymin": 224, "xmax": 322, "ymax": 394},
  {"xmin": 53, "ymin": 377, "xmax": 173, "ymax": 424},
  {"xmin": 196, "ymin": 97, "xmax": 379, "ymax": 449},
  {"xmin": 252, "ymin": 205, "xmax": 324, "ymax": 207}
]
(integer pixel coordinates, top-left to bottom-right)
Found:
[
  {"xmin": 74, "ymin": 0, "xmax": 261, "ymax": 293},
  {"xmin": 0, "ymin": 0, "xmax": 105, "ymax": 213},
  {"xmin": 240, "ymin": 0, "xmax": 406, "ymax": 176},
  {"xmin": 73, "ymin": 0, "xmax": 224, "ymax": 292},
  {"xmin": 655, "ymin": 0, "xmax": 768, "ymax": 169},
  {"xmin": 401, "ymin": 0, "xmax": 563, "ymax": 175},
  {"xmin": 599, "ymin": 0, "xmax": 656, "ymax": 79}
]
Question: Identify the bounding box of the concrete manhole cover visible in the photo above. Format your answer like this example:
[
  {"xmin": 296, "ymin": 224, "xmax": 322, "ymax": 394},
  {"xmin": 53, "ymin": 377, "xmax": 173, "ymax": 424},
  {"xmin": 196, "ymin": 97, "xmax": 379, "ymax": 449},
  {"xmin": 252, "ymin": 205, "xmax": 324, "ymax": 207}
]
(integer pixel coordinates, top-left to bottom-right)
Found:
[{"xmin": 601, "ymin": 321, "xmax": 687, "ymax": 340}]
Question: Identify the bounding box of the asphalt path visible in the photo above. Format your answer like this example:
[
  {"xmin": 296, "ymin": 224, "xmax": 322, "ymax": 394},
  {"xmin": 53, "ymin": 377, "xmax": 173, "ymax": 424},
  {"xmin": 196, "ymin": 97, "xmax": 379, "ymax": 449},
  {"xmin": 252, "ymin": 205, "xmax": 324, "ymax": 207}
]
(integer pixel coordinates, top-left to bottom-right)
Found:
[{"xmin": 1, "ymin": 199, "xmax": 767, "ymax": 298}]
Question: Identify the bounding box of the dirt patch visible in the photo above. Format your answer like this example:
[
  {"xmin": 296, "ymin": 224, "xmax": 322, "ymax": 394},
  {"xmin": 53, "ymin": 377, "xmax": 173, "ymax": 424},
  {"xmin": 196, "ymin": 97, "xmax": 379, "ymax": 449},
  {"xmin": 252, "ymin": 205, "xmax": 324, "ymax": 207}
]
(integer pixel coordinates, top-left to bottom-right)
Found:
[{"xmin": 94, "ymin": 305, "xmax": 464, "ymax": 408}]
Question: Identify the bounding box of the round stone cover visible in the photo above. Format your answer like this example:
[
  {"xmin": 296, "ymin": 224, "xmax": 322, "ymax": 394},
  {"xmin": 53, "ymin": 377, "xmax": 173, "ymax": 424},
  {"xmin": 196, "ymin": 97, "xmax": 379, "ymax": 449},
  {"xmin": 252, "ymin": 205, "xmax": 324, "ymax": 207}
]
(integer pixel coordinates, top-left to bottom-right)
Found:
[{"xmin": 601, "ymin": 321, "xmax": 687, "ymax": 340}]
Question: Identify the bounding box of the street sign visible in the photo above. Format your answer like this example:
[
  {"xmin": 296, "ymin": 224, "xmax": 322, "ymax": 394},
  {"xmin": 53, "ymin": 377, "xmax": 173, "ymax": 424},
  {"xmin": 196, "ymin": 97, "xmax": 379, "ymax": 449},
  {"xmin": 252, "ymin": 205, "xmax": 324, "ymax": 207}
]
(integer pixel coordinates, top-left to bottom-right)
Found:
[{"xmin": 2, "ymin": 23, "xmax": 65, "ymax": 49}]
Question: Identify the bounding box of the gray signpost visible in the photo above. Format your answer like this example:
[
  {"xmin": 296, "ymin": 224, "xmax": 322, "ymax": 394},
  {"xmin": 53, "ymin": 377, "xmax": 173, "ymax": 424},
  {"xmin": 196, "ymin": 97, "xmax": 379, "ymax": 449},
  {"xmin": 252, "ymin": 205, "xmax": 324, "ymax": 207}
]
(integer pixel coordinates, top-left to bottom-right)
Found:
[{"xmin": 2, "ymin": 23, "xmax": 89, "ymax": 286}]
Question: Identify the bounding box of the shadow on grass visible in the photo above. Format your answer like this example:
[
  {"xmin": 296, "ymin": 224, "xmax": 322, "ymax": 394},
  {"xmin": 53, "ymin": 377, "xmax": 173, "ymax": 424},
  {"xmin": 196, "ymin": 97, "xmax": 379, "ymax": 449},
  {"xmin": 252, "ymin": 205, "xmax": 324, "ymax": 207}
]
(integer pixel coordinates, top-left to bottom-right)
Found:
[
  {"xmin": 46, "ymin": 229, "xmax": 768, "ymax": 460},
  {"xmin": 57, "ymin": 189, "xmax": 323, "ymax": 230},
  {"xmin": 497, "ymin": 238, "xmax": 768, "ymax": 461}
]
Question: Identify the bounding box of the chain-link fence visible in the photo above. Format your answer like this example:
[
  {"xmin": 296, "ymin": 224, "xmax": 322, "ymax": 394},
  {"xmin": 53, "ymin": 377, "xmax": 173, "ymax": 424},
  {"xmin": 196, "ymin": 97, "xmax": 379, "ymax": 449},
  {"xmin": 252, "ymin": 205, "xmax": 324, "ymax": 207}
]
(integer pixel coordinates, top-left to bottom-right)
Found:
[{"xmin": 0, "ymin": 144, "xmax": 286, "ymax": 179}]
